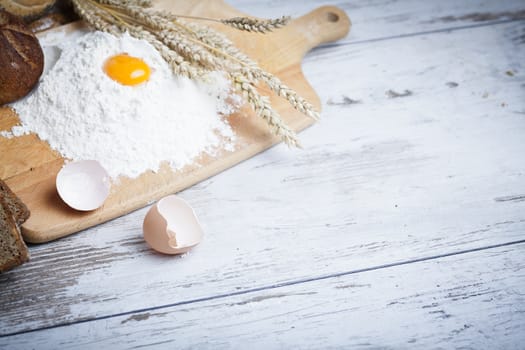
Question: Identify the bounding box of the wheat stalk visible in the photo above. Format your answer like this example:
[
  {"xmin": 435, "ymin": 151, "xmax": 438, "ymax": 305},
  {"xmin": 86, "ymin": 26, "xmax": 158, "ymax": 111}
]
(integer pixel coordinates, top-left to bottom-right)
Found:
[
  {"xmin": 231, "ymin": 72, "xmax": 300, "ymax": 148},
  {"xmin": 220, "ymin": 16, "xmax": 290, "ymax": 33},
  {"xmin": 70, "ymin": 0, "xmax": 319, "ymax": 146}
]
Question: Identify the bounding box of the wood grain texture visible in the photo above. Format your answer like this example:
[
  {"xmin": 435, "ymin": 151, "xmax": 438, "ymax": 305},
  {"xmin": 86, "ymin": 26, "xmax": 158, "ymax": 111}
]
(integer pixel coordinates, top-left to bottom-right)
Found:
[
  {"xmin": 0, "ymin": 0, "xmax": 524, "ymax": 348},
  {"xmin": 233, "ymin": 0, "xmax": 525, "ymax": 44},
  {"xmin": 0, "ymin": 0, "xmax": 350, "ymax": 243},
  {"xmin": 2, "ymin": 244, "xmax": 524, "ymax": 349},
  {"xmin": 1, "ymin": 9, "xmax": 524, "ymax": 338}
]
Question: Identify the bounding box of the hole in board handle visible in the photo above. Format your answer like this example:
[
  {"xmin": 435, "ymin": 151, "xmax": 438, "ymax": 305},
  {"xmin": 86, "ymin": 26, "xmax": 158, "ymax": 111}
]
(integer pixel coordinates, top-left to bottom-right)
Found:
[{"xmin": 326, "ymin": 12, "xmax": 340, "ymax": 22}]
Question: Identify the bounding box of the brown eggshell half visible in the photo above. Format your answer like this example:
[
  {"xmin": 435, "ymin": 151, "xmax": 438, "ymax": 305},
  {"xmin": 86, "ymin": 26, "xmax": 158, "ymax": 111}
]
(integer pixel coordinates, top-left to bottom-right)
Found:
[{"xmin": 143, "ymin": 195, "xmax": 203, "ymax": 255}]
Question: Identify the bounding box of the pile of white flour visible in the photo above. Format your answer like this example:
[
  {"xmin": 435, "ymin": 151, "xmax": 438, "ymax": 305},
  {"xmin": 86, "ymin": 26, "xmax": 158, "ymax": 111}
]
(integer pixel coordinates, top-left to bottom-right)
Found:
[{"xmin": 2, "ymin": 31, "xmax": 238, "ymax": 179}]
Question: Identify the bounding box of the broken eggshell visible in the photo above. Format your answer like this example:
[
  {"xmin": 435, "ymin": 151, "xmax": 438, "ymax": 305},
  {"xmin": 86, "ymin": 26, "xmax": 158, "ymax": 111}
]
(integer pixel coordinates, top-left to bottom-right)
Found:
[
  {"xmin": 56, "ymin": 160, "xmax": 111, "ymax": 211},
  {"xmin": 143, "ymin": 195, "xmax": 203, "ymax": 255}
]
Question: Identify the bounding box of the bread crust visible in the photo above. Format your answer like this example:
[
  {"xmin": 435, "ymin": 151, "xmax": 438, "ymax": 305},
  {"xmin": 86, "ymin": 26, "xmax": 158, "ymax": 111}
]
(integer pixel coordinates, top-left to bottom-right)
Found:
[
  {"xmin": 0, "ymin": 0, "xmax": 56, "ymax": 20},
  {"xmin": 0, "ymin": 8, "xmax": 44, "ymax": 105}
]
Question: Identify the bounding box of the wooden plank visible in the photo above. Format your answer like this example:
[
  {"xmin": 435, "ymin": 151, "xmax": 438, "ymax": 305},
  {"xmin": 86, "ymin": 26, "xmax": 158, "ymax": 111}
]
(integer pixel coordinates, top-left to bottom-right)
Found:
[
  {"xmin": 232, "ymin": 0, "xmax": 525, "ymax": 46},
  {"xmin": 1, "ymin": 18, "xmax": 524, "ymax": 335},
  {"xmin": 0, "ymin": 1, "xmax": 350, "ymax": 242},
  {"xmin": 2, "ymin": 243, "xmax": 524, "ymax": 348}
]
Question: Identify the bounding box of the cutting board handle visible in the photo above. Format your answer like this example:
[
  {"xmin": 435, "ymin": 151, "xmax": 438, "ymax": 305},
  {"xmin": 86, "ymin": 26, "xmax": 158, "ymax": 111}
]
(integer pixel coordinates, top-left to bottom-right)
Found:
[{"xmin": 292, "ymin": 5, "xmax": 351, "ymax": 54}]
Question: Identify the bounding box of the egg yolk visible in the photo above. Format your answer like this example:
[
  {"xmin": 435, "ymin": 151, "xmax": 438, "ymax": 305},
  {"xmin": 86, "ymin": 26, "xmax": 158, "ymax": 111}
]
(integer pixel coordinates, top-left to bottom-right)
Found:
[{"xmin": 104, "ymin": 54, "xmax": 151, "ymax": 86}]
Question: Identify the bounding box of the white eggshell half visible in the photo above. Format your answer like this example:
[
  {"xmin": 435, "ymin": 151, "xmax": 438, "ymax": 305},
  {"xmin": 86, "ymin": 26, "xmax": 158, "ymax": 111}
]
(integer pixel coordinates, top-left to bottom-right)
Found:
[
  {"xmin": 56, "ymin": 160, "xmax": 111, "ymax": 211},
  {"xmin": 143, "ymin": 195, "xmax": 203, "ymax": 255}
]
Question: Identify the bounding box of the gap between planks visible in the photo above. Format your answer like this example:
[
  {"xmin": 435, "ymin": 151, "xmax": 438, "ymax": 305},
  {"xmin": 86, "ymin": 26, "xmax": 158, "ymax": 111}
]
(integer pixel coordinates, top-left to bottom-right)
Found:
[{"xmin": 2, "ymin": 238, "xmax": 524, "ymax": 339}]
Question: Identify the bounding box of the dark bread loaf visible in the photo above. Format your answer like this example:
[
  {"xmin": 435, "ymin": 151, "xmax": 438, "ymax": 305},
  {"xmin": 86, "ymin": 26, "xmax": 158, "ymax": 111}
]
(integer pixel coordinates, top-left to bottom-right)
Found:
[
  {"xmin": 0, "ymin": 8, "xmax": 44, "ymax": 105},
  {"xmin": 0, "ymin": 0, "xmax": 56, "ymax": 21}
]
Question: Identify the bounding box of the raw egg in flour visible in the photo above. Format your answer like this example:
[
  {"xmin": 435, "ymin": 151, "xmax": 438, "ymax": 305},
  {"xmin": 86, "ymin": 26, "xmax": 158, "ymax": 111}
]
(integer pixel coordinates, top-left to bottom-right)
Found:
[{"xmin": 104, "ymin": 53, "xmax": 151, "ymax": 86}]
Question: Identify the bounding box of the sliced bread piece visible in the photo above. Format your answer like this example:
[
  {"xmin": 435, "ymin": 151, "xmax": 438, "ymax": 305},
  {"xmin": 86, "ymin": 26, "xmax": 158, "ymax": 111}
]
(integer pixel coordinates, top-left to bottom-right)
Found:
[
  {"xmin": 0, "ymin": 195, "xmax": 29, "ymax": 272},
  {"xmin": 0, "ymin": 178, "xmax": 30, "ymax": 226}
]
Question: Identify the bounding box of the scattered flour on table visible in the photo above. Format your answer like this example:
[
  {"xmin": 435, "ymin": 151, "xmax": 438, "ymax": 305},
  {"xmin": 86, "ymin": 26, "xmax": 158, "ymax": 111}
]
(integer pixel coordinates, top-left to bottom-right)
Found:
[{"xmin": 2, "ymin": 31, "xmax": 239, "ymax": 179}]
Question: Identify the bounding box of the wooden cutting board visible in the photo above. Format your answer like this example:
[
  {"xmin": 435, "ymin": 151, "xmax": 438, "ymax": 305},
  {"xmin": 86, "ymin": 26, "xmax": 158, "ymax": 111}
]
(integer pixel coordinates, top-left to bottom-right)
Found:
[{"xmin": 0, "ymin": 0, "xmax": 350, "ymax": 243}]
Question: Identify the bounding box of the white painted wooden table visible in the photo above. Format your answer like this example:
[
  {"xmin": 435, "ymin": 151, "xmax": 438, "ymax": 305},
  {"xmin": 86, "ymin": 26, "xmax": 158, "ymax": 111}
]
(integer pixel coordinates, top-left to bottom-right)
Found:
[{"xmin": 2, "ymin": 0, "xmax": 525, "ymax": 348}]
